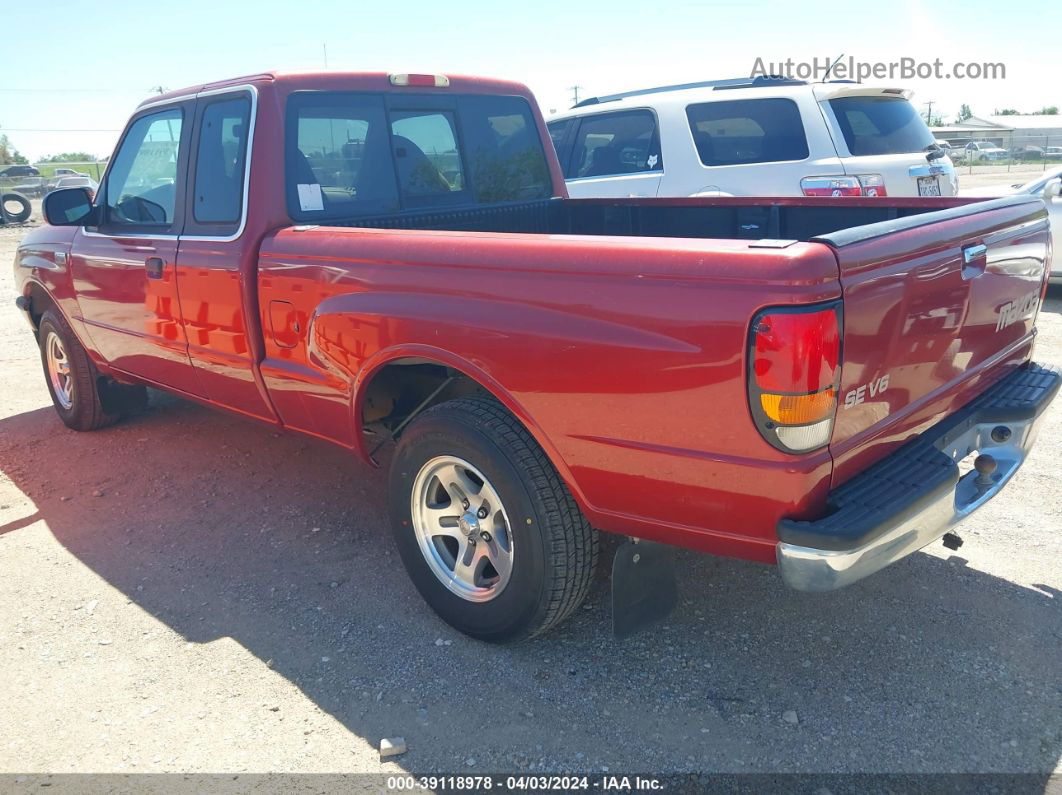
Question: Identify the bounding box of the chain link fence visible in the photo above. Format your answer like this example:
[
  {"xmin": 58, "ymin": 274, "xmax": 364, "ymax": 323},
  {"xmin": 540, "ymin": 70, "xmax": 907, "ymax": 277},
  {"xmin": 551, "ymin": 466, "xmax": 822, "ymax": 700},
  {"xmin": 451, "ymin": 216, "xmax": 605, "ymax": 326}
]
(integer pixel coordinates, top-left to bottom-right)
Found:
[{"xmin": 935, "ymin": 132, "xmax": 1062, "ymax": 178}]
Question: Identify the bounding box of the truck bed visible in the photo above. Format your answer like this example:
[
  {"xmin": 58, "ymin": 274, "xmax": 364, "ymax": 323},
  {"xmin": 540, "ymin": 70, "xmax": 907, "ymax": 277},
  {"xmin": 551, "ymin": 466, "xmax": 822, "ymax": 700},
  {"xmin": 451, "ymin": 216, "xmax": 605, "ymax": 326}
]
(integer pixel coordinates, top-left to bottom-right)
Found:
[
  {"xmin": 259, "ymin": 192, "xmax": 1051, "ymax": 560},
  {"xmin": 326, "ymin": 195, "xmax": 980, "ymax": 242}
]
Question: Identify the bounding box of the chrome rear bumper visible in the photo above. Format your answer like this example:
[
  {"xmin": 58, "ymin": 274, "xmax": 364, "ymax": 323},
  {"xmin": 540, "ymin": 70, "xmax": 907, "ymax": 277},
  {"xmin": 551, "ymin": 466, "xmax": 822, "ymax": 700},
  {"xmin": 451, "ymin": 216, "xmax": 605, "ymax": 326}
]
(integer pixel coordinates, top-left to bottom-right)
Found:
[{"xmin": 777, "ymin": 363, "xmax": 1060, "ymax": 592}]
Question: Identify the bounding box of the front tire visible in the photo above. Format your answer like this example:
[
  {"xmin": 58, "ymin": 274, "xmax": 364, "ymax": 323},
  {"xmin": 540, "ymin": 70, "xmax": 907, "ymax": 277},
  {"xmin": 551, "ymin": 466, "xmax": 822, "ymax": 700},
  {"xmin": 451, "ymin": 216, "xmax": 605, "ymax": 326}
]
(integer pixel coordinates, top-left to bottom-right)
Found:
[
  {"xmin": 389, "ymin": 398, "xmax": 598, "ymax": 642},
  {"xmin": 38, "ymin": 310, "xmax": 147, "ymax": 431}
]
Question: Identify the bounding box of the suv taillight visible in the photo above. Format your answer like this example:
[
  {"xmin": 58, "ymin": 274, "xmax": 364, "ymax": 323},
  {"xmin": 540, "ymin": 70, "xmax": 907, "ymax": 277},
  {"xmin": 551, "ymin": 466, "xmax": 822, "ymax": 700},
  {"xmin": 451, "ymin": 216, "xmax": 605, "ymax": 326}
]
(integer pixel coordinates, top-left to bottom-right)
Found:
[
  {"xmin": 800, "ymin": 175, "xmax": 887, "ymax": 197},
  {"xmin": 748, "ymin": 304, "xmax": 841, "ymax": 453},
  {"xmin": 856, "ymin": 174, "xmax": 887, "ymax": 197}
]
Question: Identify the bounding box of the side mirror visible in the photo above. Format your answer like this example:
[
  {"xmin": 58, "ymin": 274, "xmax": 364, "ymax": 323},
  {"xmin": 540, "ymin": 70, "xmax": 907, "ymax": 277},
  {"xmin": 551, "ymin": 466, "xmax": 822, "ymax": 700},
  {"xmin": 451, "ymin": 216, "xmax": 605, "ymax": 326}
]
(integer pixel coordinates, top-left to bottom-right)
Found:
[
  {"xmin": 1043, "ymin": 178, "xmax": 1062, "ymax": 200},
  {"xmin": 43, "ymin": 187, "xmax": 96, "ymax": 226}
]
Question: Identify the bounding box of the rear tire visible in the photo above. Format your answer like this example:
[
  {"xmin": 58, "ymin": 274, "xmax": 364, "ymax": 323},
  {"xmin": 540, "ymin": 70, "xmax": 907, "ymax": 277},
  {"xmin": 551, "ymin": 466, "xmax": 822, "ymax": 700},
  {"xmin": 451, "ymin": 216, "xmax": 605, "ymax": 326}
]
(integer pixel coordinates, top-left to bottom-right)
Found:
[
  {"xmin": 389, "ymin": 397, "xmax": 598, "ymax": 642},
  {"xmin": 38, "ymin": 310, "xmax": 147, "ymax": 431}
]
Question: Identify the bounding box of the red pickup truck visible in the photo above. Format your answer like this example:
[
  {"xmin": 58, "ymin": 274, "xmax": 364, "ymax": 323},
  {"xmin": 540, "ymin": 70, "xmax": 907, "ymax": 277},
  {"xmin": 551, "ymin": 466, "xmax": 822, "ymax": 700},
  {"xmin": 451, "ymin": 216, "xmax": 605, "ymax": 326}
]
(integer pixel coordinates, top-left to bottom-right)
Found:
[{"xmin": 13, "ymin": 71, "xmax": 1059, "ymax": 641}]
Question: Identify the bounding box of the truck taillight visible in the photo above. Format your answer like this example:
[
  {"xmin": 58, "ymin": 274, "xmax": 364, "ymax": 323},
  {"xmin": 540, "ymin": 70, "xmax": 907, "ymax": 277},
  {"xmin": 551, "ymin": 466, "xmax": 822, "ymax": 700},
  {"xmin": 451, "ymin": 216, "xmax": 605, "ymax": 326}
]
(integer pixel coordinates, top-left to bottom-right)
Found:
[
  {"xmin": 748, "ymin": 304, "xmax": 841, "ymax": 453},
  {"xmin": 389, "ymin": 73, "xmax": 450, "ymax": 87},
  {"xmin": 800, "ymin": 175, "xmax": 887, "ymax": 197}
]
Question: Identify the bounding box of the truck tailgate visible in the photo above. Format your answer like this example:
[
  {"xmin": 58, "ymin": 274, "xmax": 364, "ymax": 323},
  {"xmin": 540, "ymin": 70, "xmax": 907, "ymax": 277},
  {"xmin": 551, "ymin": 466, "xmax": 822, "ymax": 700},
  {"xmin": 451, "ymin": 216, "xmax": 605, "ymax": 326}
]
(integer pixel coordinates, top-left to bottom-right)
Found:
[{"xmin": 818, "ymin": 195, "xmax": 1051, "ymax": 486}]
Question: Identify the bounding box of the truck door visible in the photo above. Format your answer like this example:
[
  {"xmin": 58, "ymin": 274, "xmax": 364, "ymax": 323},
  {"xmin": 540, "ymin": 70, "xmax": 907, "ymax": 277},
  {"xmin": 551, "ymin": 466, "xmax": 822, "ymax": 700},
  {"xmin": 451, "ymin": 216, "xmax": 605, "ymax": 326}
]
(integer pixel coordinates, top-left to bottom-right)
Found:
[
  {"xmin": 172, "ymin": 87, "xmax": 275, "ymax": 421},
  {"xmin": 70, "ymin": 100, "xmax": 204, "ymax": 396}
]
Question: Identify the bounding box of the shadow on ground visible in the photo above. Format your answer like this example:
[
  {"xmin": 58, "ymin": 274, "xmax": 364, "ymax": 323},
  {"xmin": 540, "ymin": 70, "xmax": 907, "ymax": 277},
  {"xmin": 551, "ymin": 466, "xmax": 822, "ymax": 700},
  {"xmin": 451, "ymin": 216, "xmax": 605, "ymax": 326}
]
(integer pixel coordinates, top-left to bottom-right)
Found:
[{"xmin": 0, "ymin": 395, "xmax": 1059, "ymax": 774}]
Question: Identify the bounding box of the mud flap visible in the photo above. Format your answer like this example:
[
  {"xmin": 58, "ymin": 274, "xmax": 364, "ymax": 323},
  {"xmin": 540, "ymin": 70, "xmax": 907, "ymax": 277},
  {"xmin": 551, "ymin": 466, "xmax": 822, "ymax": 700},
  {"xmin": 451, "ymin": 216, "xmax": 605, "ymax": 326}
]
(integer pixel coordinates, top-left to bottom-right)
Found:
[{"xmin": 611, "ymin": 539, "xmax": 678, "ymax": 638}]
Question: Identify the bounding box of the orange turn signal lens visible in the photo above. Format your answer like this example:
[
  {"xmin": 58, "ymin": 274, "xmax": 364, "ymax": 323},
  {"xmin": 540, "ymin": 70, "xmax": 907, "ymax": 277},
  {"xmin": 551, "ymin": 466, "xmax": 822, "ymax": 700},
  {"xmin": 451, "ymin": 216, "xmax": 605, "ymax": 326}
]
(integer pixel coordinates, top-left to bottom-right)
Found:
[{"xmin": 760, "ymin": 389, "xmax": 835, "ymax": 425}]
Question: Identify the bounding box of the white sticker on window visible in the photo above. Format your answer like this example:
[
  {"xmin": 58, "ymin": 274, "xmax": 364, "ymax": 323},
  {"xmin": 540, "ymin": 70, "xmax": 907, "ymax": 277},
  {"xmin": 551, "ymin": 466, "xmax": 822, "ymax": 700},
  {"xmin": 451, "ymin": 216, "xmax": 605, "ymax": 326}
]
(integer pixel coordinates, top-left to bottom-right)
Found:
[{"xmin": 297, "ymin": 183, "xmax": 324, "ymax": 212}]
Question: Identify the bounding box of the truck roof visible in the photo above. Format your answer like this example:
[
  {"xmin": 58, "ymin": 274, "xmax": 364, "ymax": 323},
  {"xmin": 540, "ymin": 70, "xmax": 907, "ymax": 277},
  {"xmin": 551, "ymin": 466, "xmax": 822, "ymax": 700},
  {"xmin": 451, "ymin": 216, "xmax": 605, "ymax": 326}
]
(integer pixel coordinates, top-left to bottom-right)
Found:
[{"xmin": 138, "ymin": 71, "xmax": 533, "ymax": 108}]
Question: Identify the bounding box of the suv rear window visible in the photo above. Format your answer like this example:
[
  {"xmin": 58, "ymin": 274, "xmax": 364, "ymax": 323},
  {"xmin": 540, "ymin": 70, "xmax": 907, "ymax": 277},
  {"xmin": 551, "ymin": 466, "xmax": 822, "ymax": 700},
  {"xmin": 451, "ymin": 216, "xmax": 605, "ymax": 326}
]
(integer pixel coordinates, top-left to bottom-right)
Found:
[
  {"xmin": 286, "ymin": 92, "xmax": 551, "ymax": 221},
  {"xmin": 829, "ymin": 96, "xmax": 935, "ymax": 156},
  {"xmin": 686, "ymin": 98, "xmax": 808, "ymax": 166}
]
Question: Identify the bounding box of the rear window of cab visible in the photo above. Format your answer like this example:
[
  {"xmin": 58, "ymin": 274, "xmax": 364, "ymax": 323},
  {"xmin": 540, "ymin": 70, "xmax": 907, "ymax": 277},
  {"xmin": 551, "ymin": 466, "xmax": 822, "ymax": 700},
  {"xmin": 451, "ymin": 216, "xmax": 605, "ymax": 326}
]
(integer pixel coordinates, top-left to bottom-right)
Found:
[{"xmin": 285, "ymin": 92, "xmax": 552, "ymax": 221}]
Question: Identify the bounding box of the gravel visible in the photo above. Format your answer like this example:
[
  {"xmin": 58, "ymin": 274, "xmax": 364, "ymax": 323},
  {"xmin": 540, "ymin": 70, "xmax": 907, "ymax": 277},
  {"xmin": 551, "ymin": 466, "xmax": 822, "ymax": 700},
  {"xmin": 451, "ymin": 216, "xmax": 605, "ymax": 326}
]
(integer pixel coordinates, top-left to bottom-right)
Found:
[{"xmin": 0, "ymin": 223, "xmax": 1060, "ymax": 775}]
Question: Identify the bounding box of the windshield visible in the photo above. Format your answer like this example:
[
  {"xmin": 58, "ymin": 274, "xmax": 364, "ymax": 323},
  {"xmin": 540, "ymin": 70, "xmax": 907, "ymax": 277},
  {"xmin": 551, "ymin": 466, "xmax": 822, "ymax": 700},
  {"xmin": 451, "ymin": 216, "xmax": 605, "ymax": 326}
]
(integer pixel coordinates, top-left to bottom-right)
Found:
[{"xmin": 829, "ymin": 95, "xmax": 935, "ymax": 156}]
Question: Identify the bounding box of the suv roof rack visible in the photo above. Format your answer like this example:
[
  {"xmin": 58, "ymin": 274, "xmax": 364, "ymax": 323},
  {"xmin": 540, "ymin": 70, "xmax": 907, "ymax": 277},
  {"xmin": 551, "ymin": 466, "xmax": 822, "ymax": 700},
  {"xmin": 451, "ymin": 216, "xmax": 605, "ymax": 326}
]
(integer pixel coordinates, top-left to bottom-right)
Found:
[{"xmin": 573, "ymin": 76, "xmax": 808, "ymax": 107}]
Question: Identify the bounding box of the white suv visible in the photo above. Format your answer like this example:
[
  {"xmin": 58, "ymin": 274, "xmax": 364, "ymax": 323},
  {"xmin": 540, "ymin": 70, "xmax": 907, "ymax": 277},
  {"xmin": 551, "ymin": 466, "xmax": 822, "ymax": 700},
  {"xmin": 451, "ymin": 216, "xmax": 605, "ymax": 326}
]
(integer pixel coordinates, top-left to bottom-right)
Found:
[{"xmin": 547, "ymin": 77, "xmax": 957, "ymax": 198}]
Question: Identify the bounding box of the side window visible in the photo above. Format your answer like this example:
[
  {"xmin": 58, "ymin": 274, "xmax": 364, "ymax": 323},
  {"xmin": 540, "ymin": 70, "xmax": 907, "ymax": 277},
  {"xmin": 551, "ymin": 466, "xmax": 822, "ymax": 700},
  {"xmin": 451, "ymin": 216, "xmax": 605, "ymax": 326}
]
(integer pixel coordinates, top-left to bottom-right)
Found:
[
  {"xmin": 390, "ymin": 110, "xmax": 465, "ymax": 199},
  {"xmin": 104, "ymin": 109, "xmax": 183, "ymax": 228},
  {"xmin": 546, "ymin": 118, "xmax": 574, "ymax": 173},
  {"xmin": 287, "ymin": 92, "xmax": 399, "ymax": 220},
  {"xmin": 569, "ymin": 111, "xmax": 661, "ymax": 179},
  {"xmin": 547, "ymin": 119, "xmax": 572, "ymax": 149},
  {"xmin": 192, "ymin": 95, "xmax": 251, "ymax": 226},
  {"xmin": 686, "ymin": 98, "xmax": 808, "ymax": 166}
]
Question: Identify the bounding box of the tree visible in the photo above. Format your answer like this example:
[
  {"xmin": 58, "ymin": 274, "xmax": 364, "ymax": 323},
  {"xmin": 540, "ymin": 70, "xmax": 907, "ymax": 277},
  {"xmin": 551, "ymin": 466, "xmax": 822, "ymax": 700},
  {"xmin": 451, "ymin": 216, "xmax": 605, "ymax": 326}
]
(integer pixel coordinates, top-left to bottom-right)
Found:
[
  {"xmin": 0, "ymin": 134, "xmax": 28, "ymax": 165},
  {"xmin": 1033, "ymin": 106, "xmax": 1059, "ymax": 116},
  {"xmin": 40, "ymin": 152, "xmax": 98, "ymax": 163},
  {"xmin": 957, "ymin": 104, "xmax": 973, "ymax": 122},
  {"xmin": 996, "ymin": 108, "xmax": 1019, "ymax": 116}
]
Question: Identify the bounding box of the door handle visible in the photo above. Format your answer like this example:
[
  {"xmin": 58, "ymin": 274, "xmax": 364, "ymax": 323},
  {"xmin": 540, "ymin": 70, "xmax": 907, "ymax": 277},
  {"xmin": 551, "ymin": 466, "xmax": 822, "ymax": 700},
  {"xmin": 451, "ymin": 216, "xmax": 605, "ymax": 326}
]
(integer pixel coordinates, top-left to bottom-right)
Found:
[
  {"xmin": 961, "ymin": 243, "xmax": 988, "ymax": 279},
  {"xmin": 963, "ymin": 243, "xmax": 987, "ymax": 264},
  {"xmin": 145, "ymin": 257, "xmax": 166, "ymax": 279}
]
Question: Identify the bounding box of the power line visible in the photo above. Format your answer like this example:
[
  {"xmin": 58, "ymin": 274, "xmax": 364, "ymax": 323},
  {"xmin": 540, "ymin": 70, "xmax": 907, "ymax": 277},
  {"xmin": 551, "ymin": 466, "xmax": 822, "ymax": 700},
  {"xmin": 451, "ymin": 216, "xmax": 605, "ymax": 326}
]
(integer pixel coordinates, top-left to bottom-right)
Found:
[
  {"xmin": 0, "ymin": 128, "xmax": 121, "ymax": 132},
  {"xmin": 0, "ymin": 88, "xmax": 148, "ymax": 93}
]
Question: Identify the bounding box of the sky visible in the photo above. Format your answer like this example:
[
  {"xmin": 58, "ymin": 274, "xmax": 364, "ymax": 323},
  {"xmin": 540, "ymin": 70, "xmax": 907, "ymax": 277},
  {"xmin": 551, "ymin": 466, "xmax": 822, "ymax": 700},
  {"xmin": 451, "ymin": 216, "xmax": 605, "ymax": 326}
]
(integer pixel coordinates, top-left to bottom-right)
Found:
[{"xmin": 2, "ymin": 0, "xmax": 1060, "ymax": 162}]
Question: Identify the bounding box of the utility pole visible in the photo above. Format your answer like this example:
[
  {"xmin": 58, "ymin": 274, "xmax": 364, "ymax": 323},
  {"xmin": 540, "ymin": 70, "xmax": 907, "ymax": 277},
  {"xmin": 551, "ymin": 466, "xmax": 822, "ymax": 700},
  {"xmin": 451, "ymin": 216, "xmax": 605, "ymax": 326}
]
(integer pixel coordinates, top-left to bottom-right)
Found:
[
  {"xmin": 0, "ymin": 122, "xmax": 9, "ymax": 225},
  {"xmin": 569, "ymin": 85, "xmax": 583, "ymax": 106},
  {"xmin": 923, "ymin": 100, "xmax": 935, "ymax": 125},
  {"xmin": 323, "ymin": 44, "xmax": 329, "ymax": 69}
]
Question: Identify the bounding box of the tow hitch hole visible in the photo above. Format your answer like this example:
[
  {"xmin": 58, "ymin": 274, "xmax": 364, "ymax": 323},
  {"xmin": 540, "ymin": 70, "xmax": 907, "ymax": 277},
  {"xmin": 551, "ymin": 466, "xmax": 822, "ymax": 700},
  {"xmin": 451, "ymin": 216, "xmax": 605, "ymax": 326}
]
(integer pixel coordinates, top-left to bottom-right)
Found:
[{"xmin": 991, "ymin": 425, "xmax": 1012, "ymax": 443}]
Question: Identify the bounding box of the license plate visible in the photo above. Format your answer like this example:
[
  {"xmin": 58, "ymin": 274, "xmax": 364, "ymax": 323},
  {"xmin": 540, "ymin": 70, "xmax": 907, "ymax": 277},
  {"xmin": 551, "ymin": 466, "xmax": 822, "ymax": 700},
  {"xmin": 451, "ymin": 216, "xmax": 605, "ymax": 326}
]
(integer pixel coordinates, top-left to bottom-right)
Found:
[{"xmin": 918, "ymin": 176, "xmax": 941, "ymax": 196}]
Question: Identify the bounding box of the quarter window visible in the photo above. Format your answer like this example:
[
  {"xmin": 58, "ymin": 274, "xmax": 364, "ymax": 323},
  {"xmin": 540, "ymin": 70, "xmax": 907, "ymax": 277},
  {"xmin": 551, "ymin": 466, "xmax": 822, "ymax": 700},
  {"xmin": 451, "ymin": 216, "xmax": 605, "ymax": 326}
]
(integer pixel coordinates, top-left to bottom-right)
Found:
[
  {"xmin": 104, "ymin": 109, "xmax": 183, "ymax": 227},
  {"xmin": 193, "ymin": 95, "xmax": 251, "ymax": 225},
  {"xmin": 569, "ymin": 111, "xmax": 661, "ymax": 178},
  {"xmin": 686, "ymin": 98, "xmax": 809, "ymax": 166}
]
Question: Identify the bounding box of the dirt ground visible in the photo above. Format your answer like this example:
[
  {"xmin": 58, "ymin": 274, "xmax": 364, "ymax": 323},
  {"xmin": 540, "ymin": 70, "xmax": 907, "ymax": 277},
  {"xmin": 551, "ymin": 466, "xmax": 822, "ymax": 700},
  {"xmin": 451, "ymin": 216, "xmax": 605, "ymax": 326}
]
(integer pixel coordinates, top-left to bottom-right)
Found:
[{"xmin": 0, "ymin": 222, "xmax": 1060, "ymax": 777}]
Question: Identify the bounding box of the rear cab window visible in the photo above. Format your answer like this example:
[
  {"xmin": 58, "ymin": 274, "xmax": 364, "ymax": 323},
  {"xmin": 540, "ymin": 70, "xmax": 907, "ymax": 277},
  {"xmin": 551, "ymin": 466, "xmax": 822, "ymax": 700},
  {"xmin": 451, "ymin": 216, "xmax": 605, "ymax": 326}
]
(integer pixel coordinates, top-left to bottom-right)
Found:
[
  {"xmin": 828, "ymin": 95, "xmax": 935, "ymax": 155},
  {"xmin": 566, "ymin": 110, "xmax": 662, "ymax": 179},
  {"xmin": 285, "ymin": 92, "xmax": 551, "ymax": 221},
  {"xmin": 685, "ymin": 98, "xmax": 809, "ymax": 166}
]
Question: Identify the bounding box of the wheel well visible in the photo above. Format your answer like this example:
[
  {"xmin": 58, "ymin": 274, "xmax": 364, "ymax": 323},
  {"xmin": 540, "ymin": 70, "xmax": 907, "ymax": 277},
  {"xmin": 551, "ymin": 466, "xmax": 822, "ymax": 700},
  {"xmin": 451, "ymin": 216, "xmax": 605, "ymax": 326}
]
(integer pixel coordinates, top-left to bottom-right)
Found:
[
  {"xmin": 360, "ymin": 360, "xmax": 490, "ymax": 437},
  {"xmin": 26, "ymin": 282, "xmax": 57, "ymax": 334}
]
